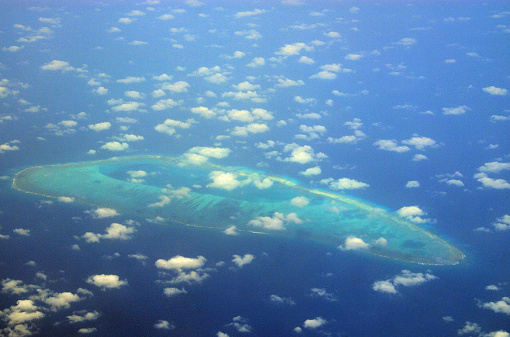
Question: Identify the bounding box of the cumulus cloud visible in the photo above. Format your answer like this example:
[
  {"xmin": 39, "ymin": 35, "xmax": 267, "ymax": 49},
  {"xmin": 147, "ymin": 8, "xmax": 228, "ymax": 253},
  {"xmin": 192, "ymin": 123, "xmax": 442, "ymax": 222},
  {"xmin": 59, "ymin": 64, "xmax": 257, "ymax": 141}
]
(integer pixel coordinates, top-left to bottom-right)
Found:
[
  {"xmin": 478, "ymin": 161, "xmax": 510, "ymax": 173},
  {"xmin": 493, "ymin": 215, "xmax": 510, "ymax": 231},
  {"xmin": 339, "ymin": 236, "xmax": 370, "ymax": 251},
  {"xmin": 88, "ymin": 122, "xmax": 111, "ymax": 132},
  {"xmin": 373, "ymin": 270, "xmax": 437, "ymax": 294},
  {"xmin": 191, "ymin": 106, "xmax": 216, "ymax": 118},
  {"xmin": 163, "ymin": 287, "xmax": 187, "ymax": 297},
  {"xmin": 300, "ymin": 166, "xmax": 321, "ymax": 176},
  {"xmin": 396, "ymin": 206, "xmax": 431, "ymax": 224},
  {"xmin": 283, "ymin": 144, "xmax": 327, "ymax": 164},
  {"xmin": 230, "ymin": 123, "xmax": 270, "ymax": 137},
  {"xmin": 224, "ymin": 226, "xmax": 238, "ymax": 235},
  {"xmin": 248, "ymin": 212, "xmax": 302, "ymax": 231},
  {"xmin": 40, "ymin": 60, "xmax": 75, "ymax": 72},
  {"xmin": 373, "ymin": 139, "xmax": 410, "ymax": 152},
  {"xmin": 474, "ymin": 173, "xmax": 510, "ymax": 189},
  {"xmin": 91, "ymin": 207, "xmax": 119, "ymax": 218},
  {"xmin": 155, "ymin": 118, "xmax": 193, "ymax": 136},
  {"xmin": 154, "ymin": 320, "xmax": 175, "ymax": 330},
  {"xmin": 402, "ymin": 136, "xmax": 437, "ymax": 150},
  {"xmin": 155, "ymin": 255, "xmax": 206, "ymax": 271},
  {"xmin": 275, "ymin": 42, "xmax": 313, "ymax": 56},
  {"xmin": 207, "ymin": 171, "xmax": 245, "ymax": 191},
  {"xmin": 116, "ymin": 76, "xmax": 145, "ymax": 84},
  {"xmin": 406, "ymin": 181, "xmax": 420, "ymax": 188},
  {"xmin": 234, "ymin": 9, "xmax": 265, "ymax": 18},
  {"xmin": 442, "ymin": 105, "xmax": 471, "ymax": 115},
  {"xmin": 321, "ymin": 177, "xmax": 369, "ymax": 190},
  {"xmin": 270, "ymin": 294, "xmax": 296, "ymax": 305},
  {"xmin": 290, "ymin": 196, "xmax": 309, "ymax": 207},
  {"xmin": 483, "ymin": 86, "xmax": 508, "ymax": 96},
  {"xmin": 87, "ymin": 222, "xmax": 136, "ymax": 240},
  {"xmin": 479, "ymin": 297, "xmax": 510, "ymax": 315},
  {"xmin": 86, "ymin": 274, "xmax": 128, "ymax": 289},
  {"xmin": 232, "ymin": 254, "xmax": 255, "ymax": 267},
  {"xmin": 303, "ymin": 317, "xmax": 327, "ymax": 329},
  {"xmin": 101, "ymin": 141, "xmax": 129, "ymax": 151}
]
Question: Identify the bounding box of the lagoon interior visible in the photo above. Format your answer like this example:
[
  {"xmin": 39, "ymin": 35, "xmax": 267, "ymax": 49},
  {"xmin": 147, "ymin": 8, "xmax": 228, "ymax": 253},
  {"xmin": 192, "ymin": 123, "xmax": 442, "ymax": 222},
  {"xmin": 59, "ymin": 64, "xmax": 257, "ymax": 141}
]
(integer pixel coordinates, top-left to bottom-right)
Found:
[{"xmin": 13, "ymin": 155, "xmax": 464, "ymax": 265}]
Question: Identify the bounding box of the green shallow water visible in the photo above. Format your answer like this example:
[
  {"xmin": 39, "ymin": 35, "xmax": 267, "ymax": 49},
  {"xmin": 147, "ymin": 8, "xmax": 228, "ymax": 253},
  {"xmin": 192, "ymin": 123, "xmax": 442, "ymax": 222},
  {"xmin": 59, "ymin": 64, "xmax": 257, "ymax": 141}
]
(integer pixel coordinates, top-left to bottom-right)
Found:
[{"xmin": 12, "ymin": 155, "xmax": 464, "ymax": 265}]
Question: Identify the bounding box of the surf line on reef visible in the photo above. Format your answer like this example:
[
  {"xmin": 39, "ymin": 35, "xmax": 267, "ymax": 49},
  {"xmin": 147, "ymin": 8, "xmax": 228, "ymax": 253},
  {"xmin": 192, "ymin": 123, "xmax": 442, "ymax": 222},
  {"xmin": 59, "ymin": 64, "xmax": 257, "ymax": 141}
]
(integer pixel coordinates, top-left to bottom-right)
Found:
[{"xmin": 11, "ymin": 154, "xmax": 465, "ymax": 266}]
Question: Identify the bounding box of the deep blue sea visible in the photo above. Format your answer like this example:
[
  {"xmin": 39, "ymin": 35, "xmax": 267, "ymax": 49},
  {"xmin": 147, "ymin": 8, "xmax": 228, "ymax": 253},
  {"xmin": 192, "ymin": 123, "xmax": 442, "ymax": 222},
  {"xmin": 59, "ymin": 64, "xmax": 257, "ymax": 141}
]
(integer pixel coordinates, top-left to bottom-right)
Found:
[{"xmin": 1, "ymin": 1, "xmax": 509, "ymax": 336}]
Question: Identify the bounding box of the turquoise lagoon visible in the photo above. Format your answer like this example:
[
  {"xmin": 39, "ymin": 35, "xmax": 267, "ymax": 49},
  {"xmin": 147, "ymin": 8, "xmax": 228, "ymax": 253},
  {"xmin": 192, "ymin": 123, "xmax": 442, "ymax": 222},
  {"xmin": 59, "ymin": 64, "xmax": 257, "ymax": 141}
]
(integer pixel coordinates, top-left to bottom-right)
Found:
[{"xmin": 12, "ymin": 155, "xmax": 464, "ymax": 265}]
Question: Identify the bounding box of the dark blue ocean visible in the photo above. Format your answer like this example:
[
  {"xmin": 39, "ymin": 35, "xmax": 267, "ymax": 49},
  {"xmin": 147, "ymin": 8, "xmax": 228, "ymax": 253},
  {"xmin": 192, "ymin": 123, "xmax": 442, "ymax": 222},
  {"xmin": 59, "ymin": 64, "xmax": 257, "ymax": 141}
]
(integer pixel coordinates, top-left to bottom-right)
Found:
[{"xmin": 1, "ymin": 1, "xmax": 509, "ymax": 336}]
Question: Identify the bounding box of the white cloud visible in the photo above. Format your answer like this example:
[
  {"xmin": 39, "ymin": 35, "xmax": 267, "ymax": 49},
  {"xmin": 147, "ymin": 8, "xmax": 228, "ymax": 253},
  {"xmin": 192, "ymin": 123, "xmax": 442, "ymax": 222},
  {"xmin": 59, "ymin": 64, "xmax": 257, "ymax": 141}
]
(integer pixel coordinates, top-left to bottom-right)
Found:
[
  {"xmin": 300, "ymin": 166, "xmax": 321, "ymax": 176},
  {"xmin": 112, "ymin": 101, "xmax": 144, "ymax": 112},
  {"xmin": 0, "ymin": 141, "xmax": 20, "ymax": 154},
  {"xmin": 152, "ymin": 98, "xmax": 181, "ymax": 111},
  {"xmin": 13, "ymin": 228, "xmax": 30, "ymax": 236},
  {"xmin": 373, "ymin": 270, "xmax": 437, "ymax": 294},
  {"xmin": 399, "ymin": 37, "xmax": 417, "ymax": 46},
  {"xmin": 207, "ymin": 171, "xmax": 245, "ymax": 191},
  {"xmin": 402, "ymin": 136, "xmax": 437, "ymax": 150},
  {"xmin": 247, "ymin": 57, "xmax": 265, "ymax": 67},
  {"xmin": 44, "ymin": 292, "xmax": 83, "ymax": 311},
  {"xmin": 58, "ymin": 196, "xmax": 75, "ymax": 203},
  {"xmin": 493, "ymin": 215, "xmax": 510, "ymax": 231},
  {"xmin": 372, "ymin": 280, "xmax": 398, "ymax": 294},
  {"xmin": 483, "ymin": 86, "xmax": 508, "ymax": 96},
  {"xmin": 474, "ymin": 173, "xmax": 510, "ymax": 189},
  {"xmin": 155, "ymin": 255, "xmax": 206, "ymax": 271},
  {"xmin": 413, "ymin": 154, "xmax": 428, "ymax": 161},
  {"xmin": 276, "ymin": 78, "xmax": 304, "ymax": 88},
  {"xmin": 187, "ymin": 146, "xmax": 230, "ymax": 160},
  {"xmin": 102, "ymin": 223, "xmax": 135, "ymax": 240},
  {"xmin": 234, "ymin": 9, "xmax": 265, "ymax": 19},
  {"xmin": 248, "ymin": 212, "xmax": 302, "ymax": 231},
  {"xmin": 191, "ymin": 106, "xmax": 216, "ymax": 118},
  {"xmin": 339, "ymin": 236, "xmax": 370, "ymax": 251},
  {"xmin": 442, "ymin": 105, "xmax": 471, "ymax": 115},
  {"xmin": 303, "ymin": 317, "xmax": 327, "ymax": 329},
  {"xmin": 446, "ymin": 179, "xmax": 464, "ymax": 187},
  {"xmin": 163, "ymin": 287, "xmax": 187, "ymax": 297},
  {"xmin": 204, "ymin": 73, "xmax": 228, "ymax": 84},
  {"xmin": 154, "ymin": 320, "xmax": 175, "ymax": 330},
  {"xmin": 270, "ymin": 294, "xmax": 296, "ymax": 305},
  {"xmin": 345, "ymin": 53, "xmax": 363, "ymax": 60},
  {"xmin": 224, "ymin": 226, "xmax": 238, "ymax": 235},
  {"xmin": 373, "ymin": 139, "xmax": 410, "ymax": 152},
  {"xmin": 290, "ymin": 196, "xmax": 309, "ymax": 207},
  {"xmin": 116, "ymin": 76, "xmax": 145, "ymax": 84},
  {"xmin": 40, "ymin": 60, "xmax": 75, "ymax": 72},
  {"xmin": 232, "ymin": 254, "xmax": 255, "ymax": 267},
  {"xmin": 88, "ymin": 122, "xmax": 111, "ymax": 132},
  {"xmin": 92, "ymin": 207, "xmax": 119, "ymax": 218},
  {"xmin": 161, "ymin": 81, "xmax": 190, "ymax": 93},
  {"xmin": 396, "ymin": 206, "xmax": 430, "ymax": 223},
  {"xmin": 478, "ymin": 161, "xmax": 510, "ymax": 173},
  {"xmin": 299, "ymin": 56, "xmax": 315, "ymax": 64},
  {"xmin": 158, "ymin": 14, "xmax": 175, "ymax": 20},
  {"xmin": 86, "ymin": 274, "xmax": 128, "ymax": 289},
  {"xmin": 231, "ymin": 123, "xmax": 270, "ymax": 137},
  {"xmin": 322, "ymin": 177, "xmax": 369, "ymax": 190},
  {"xmin": 275, "ymin": 42, "xmax": 313, "ymax": 56},
  {"xmin": 283, "ymin": 144, "xmax": 326, "ymax": 164},
  {"xmin": 155, "ymin": 118, "xmax": 193, "ymax": 136},
  {"xmin": 480, "ymin": 297, "xmax": 510, "ymax": 315},
  {"xmin": 406, "ymin": 180, "xmax": 420, "ymax": 188},
  {"xmin": 101, "ymin": 141, "xmax": 129, "ymax": 151},
  {"xmin": 95, "ymin": 86, "xmax": 108, "ymax": 95}
]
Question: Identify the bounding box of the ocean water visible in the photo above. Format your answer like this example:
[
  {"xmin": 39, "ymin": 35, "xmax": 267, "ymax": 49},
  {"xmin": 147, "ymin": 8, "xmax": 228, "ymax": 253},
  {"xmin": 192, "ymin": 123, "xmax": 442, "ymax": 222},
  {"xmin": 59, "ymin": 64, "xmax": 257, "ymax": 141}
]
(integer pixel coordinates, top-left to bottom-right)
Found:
[{"xmin": 1, "ymin": 1, "xmax": 510, "ymax": 336}]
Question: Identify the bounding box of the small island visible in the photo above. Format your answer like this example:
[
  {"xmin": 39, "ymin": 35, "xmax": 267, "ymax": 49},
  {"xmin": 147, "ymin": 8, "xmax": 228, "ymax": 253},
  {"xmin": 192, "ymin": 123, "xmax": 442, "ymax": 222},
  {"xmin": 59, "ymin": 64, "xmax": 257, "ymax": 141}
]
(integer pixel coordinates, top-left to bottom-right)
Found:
[{"xmin": 13, "ymin": 155, "xmax": 465, "ymax": 265}]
